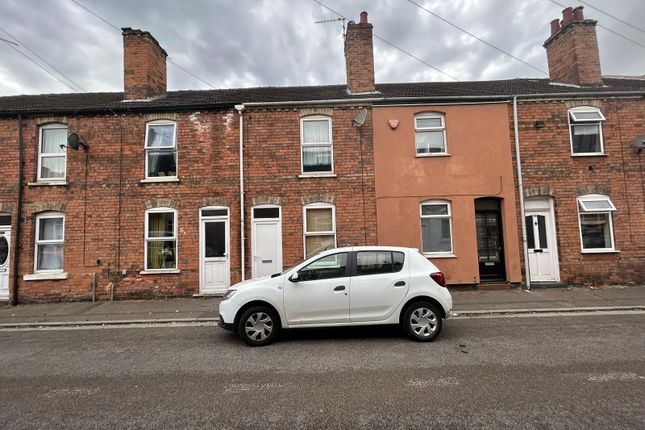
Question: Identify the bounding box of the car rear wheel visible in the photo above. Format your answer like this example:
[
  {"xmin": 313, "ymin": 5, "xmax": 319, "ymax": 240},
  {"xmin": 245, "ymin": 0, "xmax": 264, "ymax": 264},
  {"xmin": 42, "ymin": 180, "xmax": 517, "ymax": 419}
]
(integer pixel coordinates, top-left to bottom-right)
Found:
[
  {"xmin": 402, "ymin": 301, "xmax": 442, "ymax": 342},
  {"xmin": 237, "ymin": 306, "xmax": 280, "ymax": 347}
]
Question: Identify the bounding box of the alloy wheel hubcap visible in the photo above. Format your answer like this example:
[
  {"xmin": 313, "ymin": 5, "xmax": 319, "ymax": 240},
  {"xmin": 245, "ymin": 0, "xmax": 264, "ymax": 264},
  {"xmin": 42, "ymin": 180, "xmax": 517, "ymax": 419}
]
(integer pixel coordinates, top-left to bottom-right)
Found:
[
  {"xmin": 410, "ymin": 307, "xmax": 437, "ymax": 337},
  {"xmin": 244, "ymin": 312, "xmax": 273, "ymax": 341}
]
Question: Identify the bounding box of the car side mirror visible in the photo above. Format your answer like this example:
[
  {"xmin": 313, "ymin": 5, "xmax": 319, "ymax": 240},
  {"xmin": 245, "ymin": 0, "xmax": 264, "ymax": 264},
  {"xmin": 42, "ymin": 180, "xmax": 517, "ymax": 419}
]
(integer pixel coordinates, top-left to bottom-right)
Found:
[{"xmin": 288, "ymin": 272, "xmax": 299, "ymax": 282}]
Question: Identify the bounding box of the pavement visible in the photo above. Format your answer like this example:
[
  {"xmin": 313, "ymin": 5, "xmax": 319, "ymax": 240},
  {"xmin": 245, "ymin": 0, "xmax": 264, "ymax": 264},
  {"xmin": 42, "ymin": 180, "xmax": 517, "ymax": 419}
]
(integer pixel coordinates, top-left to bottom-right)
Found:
[{"xmin": 0, "ymin": 284, "xmax": 643, "ymax": 327}]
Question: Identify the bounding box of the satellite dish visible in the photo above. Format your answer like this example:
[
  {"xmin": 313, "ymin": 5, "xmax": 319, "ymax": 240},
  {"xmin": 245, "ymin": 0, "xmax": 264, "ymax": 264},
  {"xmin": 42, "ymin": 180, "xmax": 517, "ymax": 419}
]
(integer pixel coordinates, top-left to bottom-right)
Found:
[
  {"xmin": 352, "ymin": 108, "xmax": 368, "ymax": 127},
  {"xmin": 67, "ymin": 133, "xmax": 89, "ymax": 150}
]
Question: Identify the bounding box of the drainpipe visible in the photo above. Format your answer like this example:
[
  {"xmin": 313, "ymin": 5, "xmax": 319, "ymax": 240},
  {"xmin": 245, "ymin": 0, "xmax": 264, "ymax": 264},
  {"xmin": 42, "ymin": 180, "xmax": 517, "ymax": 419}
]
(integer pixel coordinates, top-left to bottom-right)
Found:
[
  {"xmin": 235, "ymin": 104, "xmax": 246, "ymax": 281},
  {"xmin": 11, "ymin": 113, "xmax": 24, "ymax": 306},
  {"xmin": 513, "ymin": 97, "xmax": 531, "ymax": 290}
]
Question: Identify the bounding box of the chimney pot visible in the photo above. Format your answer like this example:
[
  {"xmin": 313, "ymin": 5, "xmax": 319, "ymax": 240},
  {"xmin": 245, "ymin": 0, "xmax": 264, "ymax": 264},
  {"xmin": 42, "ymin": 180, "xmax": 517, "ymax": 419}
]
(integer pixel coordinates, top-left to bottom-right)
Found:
[
  {"xmin": 550, "ymin": 19, "xmax": 561, "ymax": 35},
  {"xmin": 562, "ymin": 7, "xmax": 574, "ymax": 25},
  {"xmin": 572, "ymin": 6, "xmax": 584, "ymax": 21},
  {"xmin": 360, "ymin": 11, "xmax": 368, "ymax": 24}
]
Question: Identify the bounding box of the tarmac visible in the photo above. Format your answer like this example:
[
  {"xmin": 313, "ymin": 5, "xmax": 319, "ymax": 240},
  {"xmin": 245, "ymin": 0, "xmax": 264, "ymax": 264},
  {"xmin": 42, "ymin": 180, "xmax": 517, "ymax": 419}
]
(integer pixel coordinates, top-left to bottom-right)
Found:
[{"xmin": 0, "ymin": 284, "xmax": 644, "ymax": 328}]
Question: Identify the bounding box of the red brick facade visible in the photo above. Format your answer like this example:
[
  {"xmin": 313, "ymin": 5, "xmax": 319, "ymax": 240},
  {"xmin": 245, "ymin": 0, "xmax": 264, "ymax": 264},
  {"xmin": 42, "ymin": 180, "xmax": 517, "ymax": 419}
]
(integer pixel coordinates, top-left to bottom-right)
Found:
[
  {"xmin": 512, "ymin": 98, "xmax": 645, "ymax": 285},
  {"xmin": 0, "ymin": 105, "xmax": 376, "ymax": 302}
]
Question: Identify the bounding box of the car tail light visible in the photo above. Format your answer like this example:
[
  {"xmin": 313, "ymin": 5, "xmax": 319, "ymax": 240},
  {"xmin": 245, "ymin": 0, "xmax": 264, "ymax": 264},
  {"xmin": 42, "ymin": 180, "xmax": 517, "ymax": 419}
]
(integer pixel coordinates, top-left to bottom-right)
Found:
[{"xmin": 430, "ymin": 272, "xmax": 446, "ymax": 288}]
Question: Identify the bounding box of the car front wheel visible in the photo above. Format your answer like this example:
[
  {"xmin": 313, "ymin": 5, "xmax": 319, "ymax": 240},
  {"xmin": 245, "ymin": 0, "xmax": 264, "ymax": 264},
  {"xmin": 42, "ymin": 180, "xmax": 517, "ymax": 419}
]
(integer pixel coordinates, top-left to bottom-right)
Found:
[
  {"xmin": 403, "ymin": 302, "xmax": 443, "ymax": 342},
  {"xmin": 237, "ymin": 306, "xmax": 280, "ymax": 347}
]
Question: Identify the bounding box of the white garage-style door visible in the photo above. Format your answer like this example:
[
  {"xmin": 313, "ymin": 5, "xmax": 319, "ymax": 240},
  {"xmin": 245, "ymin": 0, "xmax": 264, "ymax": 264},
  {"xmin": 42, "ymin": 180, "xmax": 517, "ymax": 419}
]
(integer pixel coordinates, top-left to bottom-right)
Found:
[{"xmin": 252, "ymin": 206, "xmax": 282, "ymax": 278}]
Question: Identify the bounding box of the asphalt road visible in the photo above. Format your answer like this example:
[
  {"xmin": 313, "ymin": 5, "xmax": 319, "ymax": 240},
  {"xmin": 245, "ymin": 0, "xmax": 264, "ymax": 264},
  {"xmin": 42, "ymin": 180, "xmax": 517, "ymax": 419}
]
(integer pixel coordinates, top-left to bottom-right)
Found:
[{"xmin": 1, "ymin": 313, "xmax": 644, "ymax": 429}]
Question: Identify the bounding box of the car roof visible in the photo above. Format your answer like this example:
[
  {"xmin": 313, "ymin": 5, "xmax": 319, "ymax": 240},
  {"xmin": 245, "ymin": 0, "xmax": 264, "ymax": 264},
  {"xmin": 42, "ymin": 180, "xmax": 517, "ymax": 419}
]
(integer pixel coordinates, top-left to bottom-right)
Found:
[{"xmin": 322, "ymin": 246, "xmax": 417, "ymax": 253}]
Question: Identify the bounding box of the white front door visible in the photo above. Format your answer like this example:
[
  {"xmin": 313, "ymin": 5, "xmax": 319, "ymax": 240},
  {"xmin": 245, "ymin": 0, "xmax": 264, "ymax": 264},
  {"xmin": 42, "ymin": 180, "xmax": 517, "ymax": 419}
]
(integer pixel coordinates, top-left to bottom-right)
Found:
[
  {"xmin": 200, "ymin": 208, "xmax": 230, "ymax": 295},
  {"xmin": 252, "ymin": 206, "xmax": 282, "ymax": 278},
  {"xmin": 0, "ymin": 229, "xmax": 9, "ymax": 300},
  {"xmin": 525, "ymin": 198, "xmax": 560, "ymax": 282}
]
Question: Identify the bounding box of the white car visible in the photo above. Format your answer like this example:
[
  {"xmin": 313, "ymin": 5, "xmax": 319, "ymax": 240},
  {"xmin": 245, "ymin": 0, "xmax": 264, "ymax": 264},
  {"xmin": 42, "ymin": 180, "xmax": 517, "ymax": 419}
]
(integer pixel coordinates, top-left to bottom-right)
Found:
[{"xmin": 218, "ymin": 246, "xmax": 452, "ymax": 346}]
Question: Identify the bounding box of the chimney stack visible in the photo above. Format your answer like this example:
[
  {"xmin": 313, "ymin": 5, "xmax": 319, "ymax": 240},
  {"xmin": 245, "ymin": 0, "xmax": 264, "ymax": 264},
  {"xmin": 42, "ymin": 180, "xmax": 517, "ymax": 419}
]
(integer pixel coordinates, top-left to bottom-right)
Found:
[
  {"xmin": 122, "ymin": 28, "xmax": 168, "ymax": 100},
  {"xmin": 543, "ymin": 6, "xmax": 602, "ymax": 85},
  {"xmin": 344, "ymin": 11, "xmax": 376, "ymax": 94}
]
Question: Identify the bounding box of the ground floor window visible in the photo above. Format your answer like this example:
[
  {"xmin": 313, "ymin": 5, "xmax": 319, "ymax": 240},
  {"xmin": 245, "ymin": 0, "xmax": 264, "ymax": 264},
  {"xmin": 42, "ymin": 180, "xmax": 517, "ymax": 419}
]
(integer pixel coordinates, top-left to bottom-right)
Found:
[
  {"xmin": 577, "ymin": 195, "xmax": 616, "ymax": 252},
  {"xmin": 303, "ymin": 203, "xmax": 336, "ymax": 259},
  {"xmin": 420, "ymin": 200, "xmax": 453, "ymax": 255},
  {"xmin": 145, "ymin": 208, "xmax": 177, "ymax": 270},
  {"xmin": 35, "ymin": 212, "xmax": 64, "ymax": 272}
]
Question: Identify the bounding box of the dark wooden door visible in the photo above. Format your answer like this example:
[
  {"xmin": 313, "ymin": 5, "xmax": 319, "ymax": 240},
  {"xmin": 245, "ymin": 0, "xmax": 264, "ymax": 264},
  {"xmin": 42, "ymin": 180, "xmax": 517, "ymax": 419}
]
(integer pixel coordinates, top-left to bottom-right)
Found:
[{"xmin": 475, "ymin": 200, "xmax": 506, "ymax": 282}]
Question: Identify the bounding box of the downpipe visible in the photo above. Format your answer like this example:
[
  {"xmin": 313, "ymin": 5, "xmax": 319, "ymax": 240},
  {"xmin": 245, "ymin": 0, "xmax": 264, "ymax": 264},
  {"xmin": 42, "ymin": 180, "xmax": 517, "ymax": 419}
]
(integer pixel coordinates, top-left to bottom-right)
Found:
[
  {"xmin": 235, "ymin": 105, "xmax": 246, "ymax": 281},
  {"xmin": 513, "ymin": 97, "xmax": 531, "ymax": 290}
]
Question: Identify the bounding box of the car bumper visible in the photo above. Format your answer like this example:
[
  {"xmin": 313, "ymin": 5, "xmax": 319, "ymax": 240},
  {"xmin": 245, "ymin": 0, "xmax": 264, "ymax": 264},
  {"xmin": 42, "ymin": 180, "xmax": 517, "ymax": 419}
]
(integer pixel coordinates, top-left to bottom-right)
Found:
[{"xmin": 218, "ymin": 315, "xmax": 234, "ymax": 331}]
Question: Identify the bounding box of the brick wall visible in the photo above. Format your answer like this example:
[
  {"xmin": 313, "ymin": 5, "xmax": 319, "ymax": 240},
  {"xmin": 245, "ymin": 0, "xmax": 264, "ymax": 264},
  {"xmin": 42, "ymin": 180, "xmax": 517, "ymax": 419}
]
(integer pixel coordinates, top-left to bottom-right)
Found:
[
  {"xmin": 2, "ymin": 104, "xmax": 377, "ymax": 302},
  {"xmin": 510, "ymin": 98, "xmax": 645, "ymax": 285}
]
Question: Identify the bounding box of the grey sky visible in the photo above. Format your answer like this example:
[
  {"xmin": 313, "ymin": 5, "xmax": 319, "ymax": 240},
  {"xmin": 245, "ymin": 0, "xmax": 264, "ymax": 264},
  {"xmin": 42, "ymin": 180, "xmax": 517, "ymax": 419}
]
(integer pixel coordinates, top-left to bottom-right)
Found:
[{"xmin": 0, "ymin": 0, "xmax": 643, "ymax": 96}]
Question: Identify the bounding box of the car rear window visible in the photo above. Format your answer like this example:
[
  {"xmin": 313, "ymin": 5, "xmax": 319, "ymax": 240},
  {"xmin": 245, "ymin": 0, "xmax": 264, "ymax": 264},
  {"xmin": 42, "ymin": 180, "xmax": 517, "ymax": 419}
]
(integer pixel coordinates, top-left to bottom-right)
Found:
[{"xmin": 355, "ymin": 251, "xmax": 405, "ymax": 276}]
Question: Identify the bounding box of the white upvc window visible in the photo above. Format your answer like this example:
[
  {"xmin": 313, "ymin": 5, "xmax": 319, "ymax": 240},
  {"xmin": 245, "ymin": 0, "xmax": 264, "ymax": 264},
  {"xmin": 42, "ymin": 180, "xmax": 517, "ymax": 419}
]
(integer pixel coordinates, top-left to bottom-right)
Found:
[
  {"xmin": 144, "ymin": 208, "xmax": 178, "ymax": 270},
  {"xmin": 577, "ymin": 194, "xmax": 616, "ymax": 253},
  {"xmin": 568, "ymin": 106, "xmax": 606, "ymax": 156},
  {"xmin": 145, "ymin": 121, "xmax": 177, "ymax": 179},
  {"xmin": 301, "ymin": 116, "xmax": 333, "ymax": 174},
  {"xmin": 38, "ymin": 124, "xmax": 68, "ymax": 182},
  {"xmin": 420, "ymin": 200, "xmax": 453, "ymax": 255},
  {"xmin": 415, "ymin": 113, "xmax": 447, "ymax": 156},
  {"xmin": 34, "ymin": 212, "xmax": 65, "ymax": 272},
  {"xmin": 303, "ymin": 203, "xmax": 336, "ymax": 259}
]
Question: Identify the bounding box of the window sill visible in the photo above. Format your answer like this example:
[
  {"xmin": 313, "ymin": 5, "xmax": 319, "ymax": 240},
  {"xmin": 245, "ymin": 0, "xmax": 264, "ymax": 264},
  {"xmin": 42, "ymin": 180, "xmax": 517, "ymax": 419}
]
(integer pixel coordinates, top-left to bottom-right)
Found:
[
  {"xmin": 423, "ymin": 253, "xmax": 457, "ymax": 259},
  {"xmin": 139, "ymin": 269, "xmax": 181, "ymax": 275},
  {"xmin": 140, "ymin": 177, "xmax": 180, "ymax": 184},
  {"xmin": 581, "ymin": 249, "xmax": 619, "ymax": 254},
  {"xmin": 571, "ymin": 153, "xmax": 607, "ymax": 157},
  {"xmin": 23, "ymin": 272, "xmax": 68, "ymax": 281},
  {"xmin": 28, "ymin": 181, "xmax": 68, "ymax": 187},
  {"xmin": 416, "ymin": 153, "xmax": 450, "ymax": 158},
  {"xmin": 298, "ymin": 173, "xmax": 337, "ymax": 179}
]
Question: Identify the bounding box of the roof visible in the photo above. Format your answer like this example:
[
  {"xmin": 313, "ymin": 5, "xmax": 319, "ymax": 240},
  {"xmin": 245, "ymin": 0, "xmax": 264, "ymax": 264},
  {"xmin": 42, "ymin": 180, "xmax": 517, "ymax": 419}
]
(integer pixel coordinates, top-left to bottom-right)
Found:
[{"xmin": 1, "ymin": 77, "xmax": 643, "ymax": 116}]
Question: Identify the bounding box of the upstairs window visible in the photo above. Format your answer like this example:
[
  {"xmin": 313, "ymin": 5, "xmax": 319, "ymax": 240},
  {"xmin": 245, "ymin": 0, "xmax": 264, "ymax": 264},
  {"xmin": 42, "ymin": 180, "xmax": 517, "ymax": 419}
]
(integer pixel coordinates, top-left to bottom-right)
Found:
[
  {"xmin": 568, "ymin": 107, "xmax": 605, "ymax": 155},
  {"xmin": 420, "ymin": 201, "xmax": 453, "ymax": 255},
  {"xmin": 415, "ymin": 113, "xmax": 447, "ymax": 155},
  {"xmin": 38, "ymin": 124, "xmax": 67, "ymax": 182},
  {"xmin": 577, "ymin": 195, "xmax": 616, "ymax": 252},
  {"xmin": 145, "ymin": 121, "xmax": 177, "ymax": 179},
  {"xmin": 35, "ymin": 212, "xmax": 65, "ymax": 272},
  {"xmin": 303, "ymin": 203, "xmax": 336, "ymax": 259},
  {"xmin": 301, "ymin": 116, "xmax": 333, "ymax": 174},
  {"xmin": 145, "ymin": 208, "xmax": 178, "ymax": 270}
]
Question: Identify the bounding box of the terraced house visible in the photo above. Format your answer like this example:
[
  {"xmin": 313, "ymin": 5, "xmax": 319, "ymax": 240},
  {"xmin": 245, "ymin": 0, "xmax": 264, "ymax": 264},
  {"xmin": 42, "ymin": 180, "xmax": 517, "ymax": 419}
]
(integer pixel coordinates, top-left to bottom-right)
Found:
[{"xmin": 0, "ymin": 7, "xmax": 643, "ymax": 303}]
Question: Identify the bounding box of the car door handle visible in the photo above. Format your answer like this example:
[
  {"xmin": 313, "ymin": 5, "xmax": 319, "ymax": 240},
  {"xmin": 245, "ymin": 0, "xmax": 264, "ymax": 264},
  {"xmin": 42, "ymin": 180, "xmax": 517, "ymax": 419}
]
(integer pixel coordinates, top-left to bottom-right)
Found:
[
  {"xmin": 333, "ymin": 285, "xmax": 345, "ymax": 291},
  {"xmin": 394, "ymin": 281, "xmax": 406, "ymax": 287}
]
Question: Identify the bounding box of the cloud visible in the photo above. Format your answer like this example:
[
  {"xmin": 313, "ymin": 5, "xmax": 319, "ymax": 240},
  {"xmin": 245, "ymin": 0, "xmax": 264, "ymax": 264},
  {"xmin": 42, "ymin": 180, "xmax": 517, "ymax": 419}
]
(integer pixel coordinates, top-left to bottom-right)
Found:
[{"xmin": 0, "ymin": 0, "xmax": 643, "ymax": 96}]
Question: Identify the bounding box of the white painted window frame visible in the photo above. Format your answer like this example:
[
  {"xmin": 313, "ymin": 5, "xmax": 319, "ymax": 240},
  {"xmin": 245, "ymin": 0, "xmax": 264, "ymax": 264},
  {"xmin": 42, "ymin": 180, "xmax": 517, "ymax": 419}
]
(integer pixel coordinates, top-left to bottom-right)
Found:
[
  {"xmin": 144, "ymin": 120, "xmax": 178, "ymax": 180},
  {"xmin": 420, "ymin": 200, "xmax": 454, "ymax": 256},
  {"xmin": 302, "ymin": 203, "xmax": 336, "ymax": 259},
  {"xmin": 144, "ymin": 207, "xmax": 178, "ymax": 272},
  {"xmin": 34, "ymin": 211, "xmax": 65, "ymax": 273},
  {"xmin": 37, "ymin": 123, "xmax": 68, "ymax": 183},
  {"xmin": 577, "ymin": 194, "xmax": 617, "ymax": 253},
  {"xmin": 568, "ymin": 106, "xmax": 606, "ymax": 156},
  {"xmin": 415, "ymin": 113, "xmax": 448, "ymax": 156},
  {"xmin": 300, "ymin": 115, "xmax": 334, "ymax": 175}
]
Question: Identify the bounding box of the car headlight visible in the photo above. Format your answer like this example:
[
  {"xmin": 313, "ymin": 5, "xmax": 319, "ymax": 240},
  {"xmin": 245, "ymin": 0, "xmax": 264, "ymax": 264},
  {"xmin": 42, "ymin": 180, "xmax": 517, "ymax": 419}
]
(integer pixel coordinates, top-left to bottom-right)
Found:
[{"xmin": 222, "ymin": 289, "xmax": 237, "ymax": 301}]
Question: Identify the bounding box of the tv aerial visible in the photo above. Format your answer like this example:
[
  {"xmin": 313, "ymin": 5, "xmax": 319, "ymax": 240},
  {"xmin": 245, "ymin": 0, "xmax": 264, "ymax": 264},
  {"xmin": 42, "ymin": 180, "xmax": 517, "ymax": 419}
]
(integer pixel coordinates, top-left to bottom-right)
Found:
[{"xmin": 314, "ymin": 17, "xmax": 346, "ymax": 37}]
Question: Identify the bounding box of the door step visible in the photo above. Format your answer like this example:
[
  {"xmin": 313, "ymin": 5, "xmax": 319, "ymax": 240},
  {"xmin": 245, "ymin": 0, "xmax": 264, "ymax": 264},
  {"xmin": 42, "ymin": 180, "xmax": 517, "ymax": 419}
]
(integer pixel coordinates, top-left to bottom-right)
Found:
[
  {"xmin": 477, "ymin": 283, "xmax": 512, "ymax": 291},
  {"xmin": 529, "ymin": 282, "xmax": 568, "ymax": 289}
]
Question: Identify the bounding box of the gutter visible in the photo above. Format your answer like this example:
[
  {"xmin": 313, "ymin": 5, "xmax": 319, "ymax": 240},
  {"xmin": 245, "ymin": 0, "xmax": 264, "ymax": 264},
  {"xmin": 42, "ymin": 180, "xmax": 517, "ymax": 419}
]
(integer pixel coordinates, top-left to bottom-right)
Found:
[
  {"xmin": 11, "ymin": 113, "xmax": 24, "ymax": 305},
  {"xmin": 512, "ymin": 97, "xmax": 531, "ymax": 290}
]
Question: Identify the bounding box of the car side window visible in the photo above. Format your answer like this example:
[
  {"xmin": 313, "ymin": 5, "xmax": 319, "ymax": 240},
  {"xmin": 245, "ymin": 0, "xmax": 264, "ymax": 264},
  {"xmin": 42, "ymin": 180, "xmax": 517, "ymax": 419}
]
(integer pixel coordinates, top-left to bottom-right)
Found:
[
  {"xmin": 355, "ymin": 251, "xmax": 405, "ymax": 276},
  {"xmin": 298, "ymin": 252, "xmax": 348, "ymax": 281}
]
